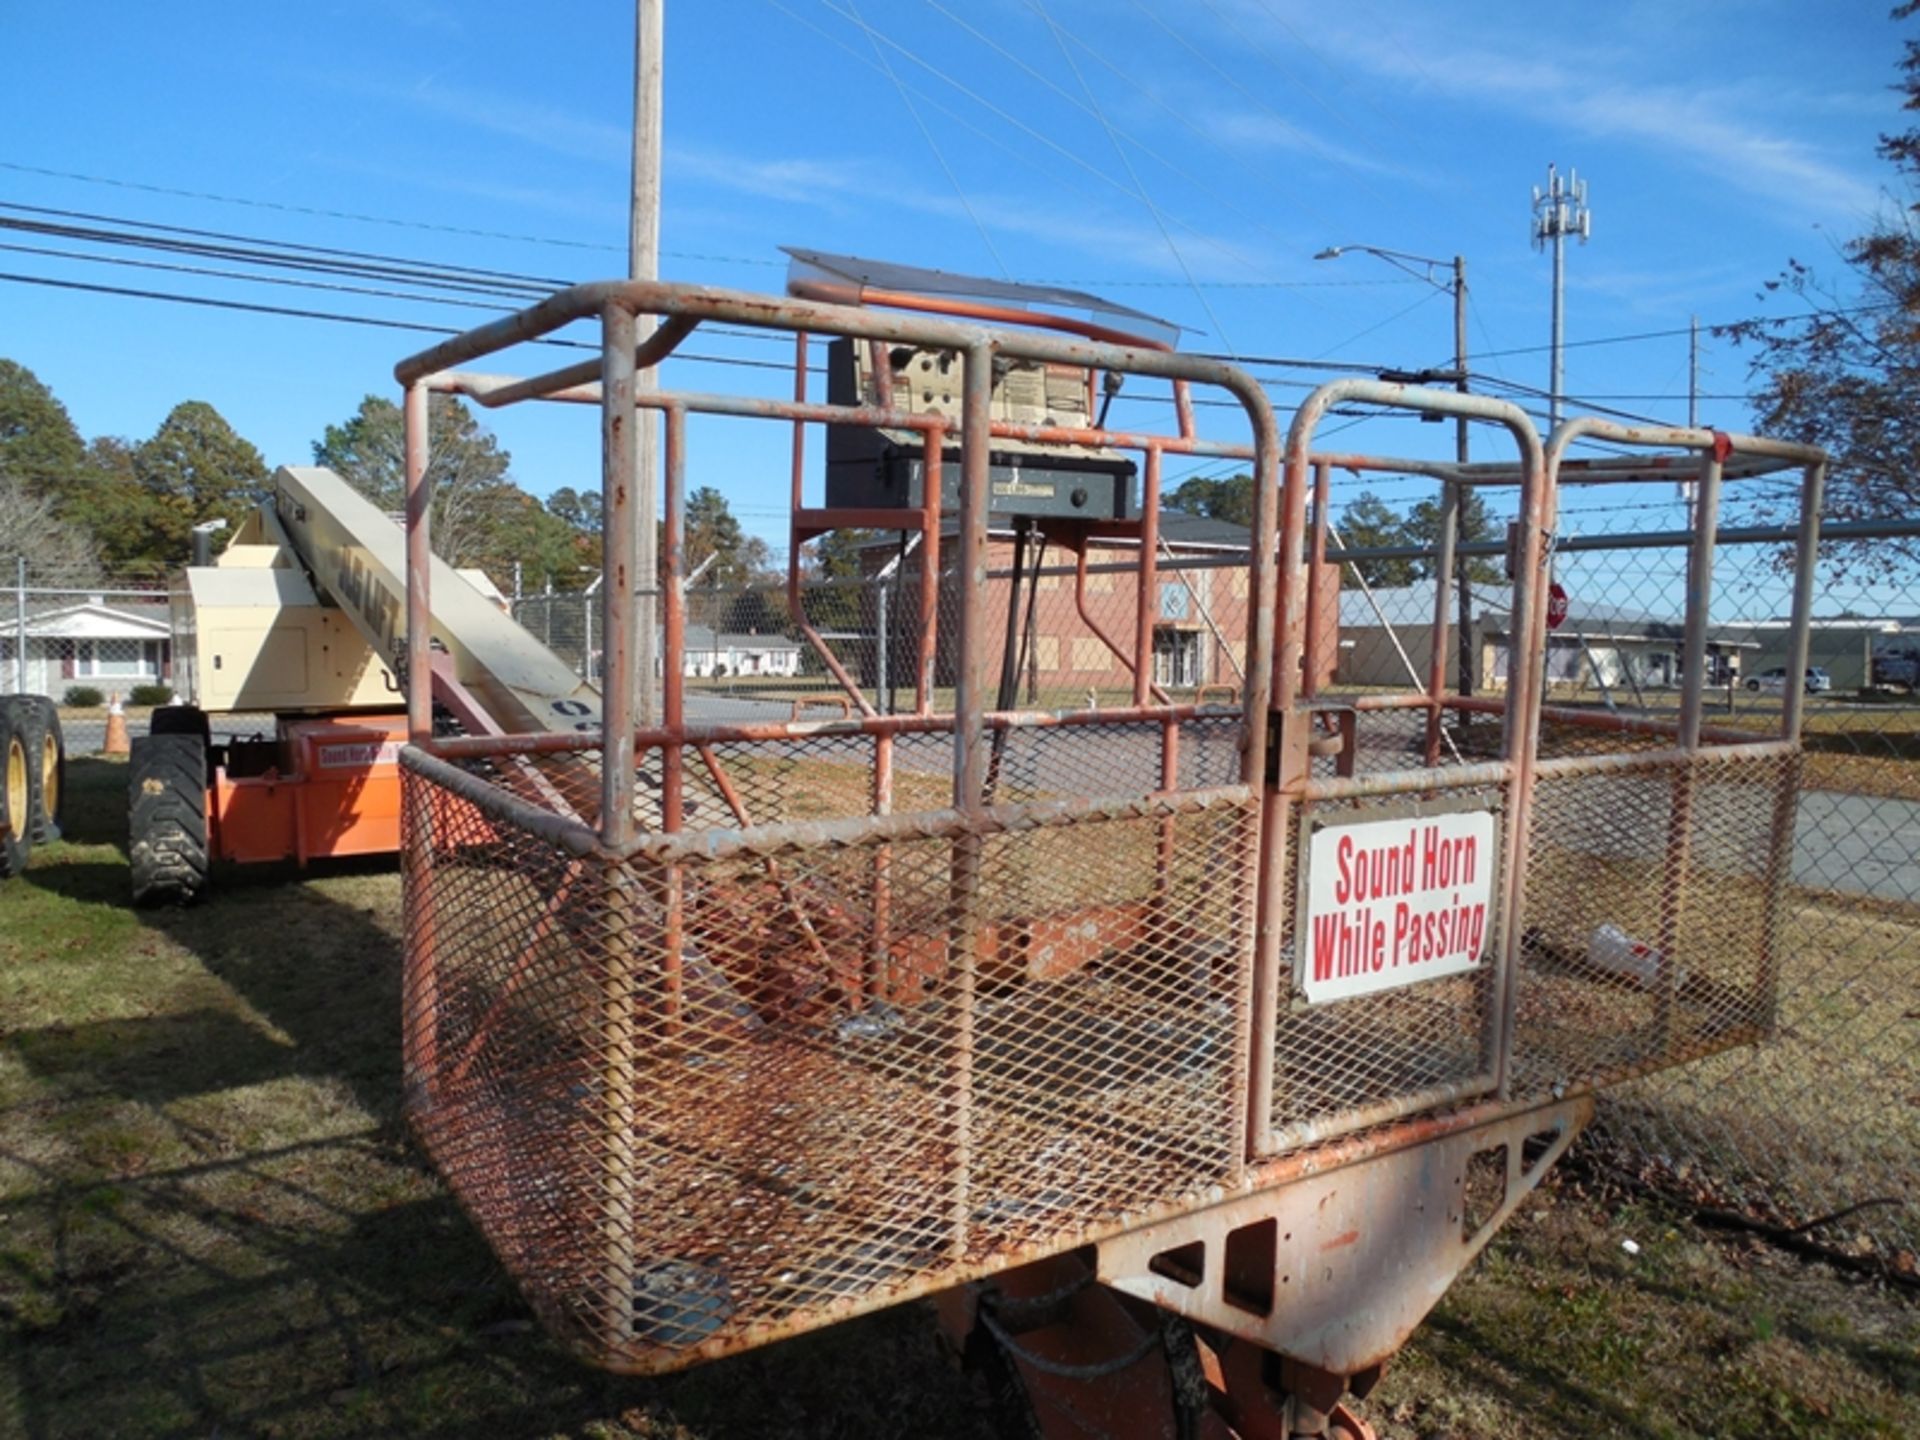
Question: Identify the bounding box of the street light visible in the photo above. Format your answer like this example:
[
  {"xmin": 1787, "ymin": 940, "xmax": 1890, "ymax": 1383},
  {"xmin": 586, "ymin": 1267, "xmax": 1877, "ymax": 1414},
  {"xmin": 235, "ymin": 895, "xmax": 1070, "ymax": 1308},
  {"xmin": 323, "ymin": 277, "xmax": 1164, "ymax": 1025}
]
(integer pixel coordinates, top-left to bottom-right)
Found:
[
  {"xmin": 190, "ymin": 517, "xmax": 230, "ymax": 568},
  {"xmin": 1313, "ymin": 244, "xmax": 1469, "ymax": 461},
  {"xmin": 1315, "ymin": 242, "xmax": 1476, "ymax": 713}
]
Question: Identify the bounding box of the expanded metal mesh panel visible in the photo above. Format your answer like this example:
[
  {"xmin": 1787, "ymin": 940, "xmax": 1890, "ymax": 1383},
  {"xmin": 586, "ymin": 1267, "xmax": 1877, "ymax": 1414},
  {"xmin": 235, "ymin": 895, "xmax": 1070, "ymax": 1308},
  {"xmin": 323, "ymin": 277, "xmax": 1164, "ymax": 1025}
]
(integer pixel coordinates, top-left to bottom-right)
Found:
[
  {"xmin": 692, "ymin": 733, "xmax": 883, "ymax": 828},
  {"xmin": 401, "ymin": 768, "xmax": 1256, "ymax": 1372},
  {"xmin": 986, "ymin": 720, "xmax": 1173, "ymax": 803},
  {"xmin": 1533, "ymin": 718, "xmax": 1676, "ymax": 762},
  {"xmin": 1346, "ymin": 709, "xmax": 1438, "ymax": 775},
  {"xmin": 1176, "ymin": 713, "xmax": 1244, "ymax": 791},
  {"xmin": 1267, "ymin": 781, "xmax": 1507, "ymax": 1143},
  {"xmin": 1512, "ymin": 751, "xmax": 1795, "ymax": 1093},
  {"xmin": 415, "ymin": 502, "xmax": 1920, "ymax": 1276}
]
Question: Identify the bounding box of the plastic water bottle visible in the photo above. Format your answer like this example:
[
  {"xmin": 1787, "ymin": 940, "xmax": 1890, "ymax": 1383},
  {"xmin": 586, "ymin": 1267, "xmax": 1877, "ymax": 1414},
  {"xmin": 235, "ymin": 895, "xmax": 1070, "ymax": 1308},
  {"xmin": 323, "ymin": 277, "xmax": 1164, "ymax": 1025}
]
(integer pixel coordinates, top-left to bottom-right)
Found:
[{"xmin": 1586, "ymin": 923, "xmax": 1665, "ymax": 987}]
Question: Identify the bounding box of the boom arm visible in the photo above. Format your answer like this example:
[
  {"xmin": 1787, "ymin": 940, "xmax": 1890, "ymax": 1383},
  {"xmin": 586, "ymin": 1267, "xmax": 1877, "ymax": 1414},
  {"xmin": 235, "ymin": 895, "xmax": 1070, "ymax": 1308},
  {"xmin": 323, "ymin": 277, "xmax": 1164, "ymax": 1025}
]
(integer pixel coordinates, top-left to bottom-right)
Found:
[{"xmin": 270, "ymin": 466, "xmax": 604, "ymax": 740}]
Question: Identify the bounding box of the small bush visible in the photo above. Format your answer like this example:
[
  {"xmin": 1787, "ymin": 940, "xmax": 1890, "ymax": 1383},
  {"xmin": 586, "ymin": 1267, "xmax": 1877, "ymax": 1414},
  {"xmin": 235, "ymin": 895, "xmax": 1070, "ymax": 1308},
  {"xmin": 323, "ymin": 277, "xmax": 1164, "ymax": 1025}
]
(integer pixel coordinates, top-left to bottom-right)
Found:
[
  {"xmin": 62, "ymin": 685, "xmax": 105, "ymax": 708},
  {"xmin": 128, "ymin": 683, "xmax": 175, "ymax": 707}
]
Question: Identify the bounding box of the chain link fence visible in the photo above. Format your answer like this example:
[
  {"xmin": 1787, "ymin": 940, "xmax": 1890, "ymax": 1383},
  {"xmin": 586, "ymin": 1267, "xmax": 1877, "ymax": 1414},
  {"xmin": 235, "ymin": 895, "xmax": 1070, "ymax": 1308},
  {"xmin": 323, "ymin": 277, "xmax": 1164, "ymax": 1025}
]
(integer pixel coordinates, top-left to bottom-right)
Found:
[
  {"xmin": 14, "ymin": 520, "xmax": 1918, "ymax": 1268},
  {"xmin": 1549, "ymin": 517, "xmax": 1919, "ymax": 1269},
  {"xmin": 4, "ymin": 562, "xmax": 180, "ymax": 703},
  {"xmin": 505, "ymin": 520, "xmax": 1916, "ymax": 1267}
]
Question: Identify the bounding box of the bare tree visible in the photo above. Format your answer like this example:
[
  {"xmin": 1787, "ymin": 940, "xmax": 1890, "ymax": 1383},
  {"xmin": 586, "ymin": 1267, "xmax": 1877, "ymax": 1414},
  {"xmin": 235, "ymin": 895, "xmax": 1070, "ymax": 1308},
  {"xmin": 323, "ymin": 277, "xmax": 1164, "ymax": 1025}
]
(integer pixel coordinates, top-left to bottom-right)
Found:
[{"xmin": 0, "ymin": 473, "xmax": 102, "ymax": 587}]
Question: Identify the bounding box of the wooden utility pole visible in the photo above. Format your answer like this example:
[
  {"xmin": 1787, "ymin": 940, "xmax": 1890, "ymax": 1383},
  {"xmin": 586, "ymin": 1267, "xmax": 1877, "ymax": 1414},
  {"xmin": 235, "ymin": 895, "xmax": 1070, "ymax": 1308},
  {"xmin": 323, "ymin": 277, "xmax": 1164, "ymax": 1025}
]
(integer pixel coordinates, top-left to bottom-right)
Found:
[
  {"xmin": 1685, "ymin": 315, "xmax": 1700, "ymax": 531},
  {"xmin": 631, "ymin": 0, "xmax": 663, "ymax": 725},
  {"xmin": 1452, "ymin": 255, "xmax": 1476, "ymax": 707}
]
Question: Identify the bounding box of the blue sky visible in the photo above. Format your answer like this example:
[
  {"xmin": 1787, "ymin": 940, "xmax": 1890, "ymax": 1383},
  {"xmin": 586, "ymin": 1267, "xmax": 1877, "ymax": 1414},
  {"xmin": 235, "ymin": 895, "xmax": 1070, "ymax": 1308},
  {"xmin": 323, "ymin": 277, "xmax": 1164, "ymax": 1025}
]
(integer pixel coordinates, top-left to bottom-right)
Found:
[{"xmin": 0, "ymin": 1, "xmax": 1905, "ymax": 558}]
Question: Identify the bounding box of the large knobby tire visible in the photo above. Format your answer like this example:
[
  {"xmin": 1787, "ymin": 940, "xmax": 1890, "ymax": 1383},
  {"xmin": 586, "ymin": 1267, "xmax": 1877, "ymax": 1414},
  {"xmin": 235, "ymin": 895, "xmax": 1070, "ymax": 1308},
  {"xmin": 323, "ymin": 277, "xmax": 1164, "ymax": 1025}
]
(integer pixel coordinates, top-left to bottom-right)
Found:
[
  {"xmin": 130, "ymin": 732, "xmax": 210, "ymax": 905},
  {"xmin": 14, "ymin": 697, "xmax": 65, "ymax": 844},
  {"xmin": 0, "ymin": 703, "xmax": 29, "ymax": 878},
  {"xmin": 149, "ymin": 704, "xmax": 211, "ymax": 745}
]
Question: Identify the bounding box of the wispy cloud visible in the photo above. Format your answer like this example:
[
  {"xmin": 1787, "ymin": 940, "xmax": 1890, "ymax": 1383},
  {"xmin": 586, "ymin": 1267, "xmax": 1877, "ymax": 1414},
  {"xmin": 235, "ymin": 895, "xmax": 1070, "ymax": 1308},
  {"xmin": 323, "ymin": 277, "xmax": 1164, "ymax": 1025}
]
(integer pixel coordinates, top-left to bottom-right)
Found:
[
  {"xmin": 311, "ymin": 153, "xmax": 629, "ymax": 228},
  {"xmin": 668, "ymin": 145, "xmax": 876, "ymax": 206},
  {"xmin": 382, "ymin": 78, "xmax": 630, "ymax": 164},
  {"xmin": 365, "ymin": 79, "xmax": 1279, "ymax": 289},
  {"xmin": 1199, "ymin": 106, "xmax": 1418, "ymax": 180},
  {"xmin": 668, "ymin": 141, "xmax": 1266, "ymax": 283},
  {"xmin": 386, "ymin": 2, "xmax": 467, "ymax": 39},
  {"xmin": 1567, "ymin": 259, "xmax": 1759, "ymax": 316},
  {"xmin": 1240, "ymin": 6, "xmax": 1883, "ymax": 221}
]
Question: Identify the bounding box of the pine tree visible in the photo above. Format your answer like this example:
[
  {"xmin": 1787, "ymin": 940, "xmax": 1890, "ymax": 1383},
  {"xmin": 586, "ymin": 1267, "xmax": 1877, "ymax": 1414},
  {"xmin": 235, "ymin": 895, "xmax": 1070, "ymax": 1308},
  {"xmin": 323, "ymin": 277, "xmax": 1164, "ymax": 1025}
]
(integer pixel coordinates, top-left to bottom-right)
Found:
[
  {"xmin": 134, "ymin": 401, "xmax": 270, "ymax": 560},
  {"xmin": 0, "ymin": 359, "xmax": 86, "ymax": 496}
]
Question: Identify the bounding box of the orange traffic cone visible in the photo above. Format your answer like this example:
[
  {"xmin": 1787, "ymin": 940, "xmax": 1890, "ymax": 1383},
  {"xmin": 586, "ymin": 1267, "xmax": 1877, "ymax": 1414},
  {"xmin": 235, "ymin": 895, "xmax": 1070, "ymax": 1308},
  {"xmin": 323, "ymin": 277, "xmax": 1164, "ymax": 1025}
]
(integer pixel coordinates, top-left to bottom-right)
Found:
[{"xmin": 103, "ymin": 693, "xmax": 130, "ymax": 756}]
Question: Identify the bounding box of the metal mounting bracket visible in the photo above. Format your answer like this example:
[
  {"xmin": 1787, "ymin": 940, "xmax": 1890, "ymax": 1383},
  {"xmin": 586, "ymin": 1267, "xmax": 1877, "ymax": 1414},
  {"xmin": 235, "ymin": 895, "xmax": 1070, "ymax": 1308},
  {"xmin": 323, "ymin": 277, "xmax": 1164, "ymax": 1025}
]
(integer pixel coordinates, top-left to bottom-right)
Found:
[{"xmin": 1096, "ymin": 1096, "xmax": 1593, "ymax": 1377}]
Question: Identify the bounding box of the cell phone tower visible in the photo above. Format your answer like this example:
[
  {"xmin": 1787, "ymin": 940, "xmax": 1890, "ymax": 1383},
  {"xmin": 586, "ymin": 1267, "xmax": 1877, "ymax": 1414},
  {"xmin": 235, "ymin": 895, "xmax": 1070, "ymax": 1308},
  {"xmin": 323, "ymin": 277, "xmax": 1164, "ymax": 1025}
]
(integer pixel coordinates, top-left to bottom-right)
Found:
[{"xmin": 1531, "ymin": 163, "xmax": 1591, "ymax": 432}]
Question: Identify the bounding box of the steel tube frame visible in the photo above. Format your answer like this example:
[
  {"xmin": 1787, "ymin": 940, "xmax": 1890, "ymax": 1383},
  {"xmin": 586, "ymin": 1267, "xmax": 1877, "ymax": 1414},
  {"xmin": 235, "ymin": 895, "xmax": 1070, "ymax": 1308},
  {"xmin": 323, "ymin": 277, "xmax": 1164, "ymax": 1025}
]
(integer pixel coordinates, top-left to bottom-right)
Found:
[
  {"xmin": 1255, "ymin": 380, "xmax": 1545, "ymax": 1152},
  {"xmin": 1531, "ymin": 418, "xmax": 1826, "ymax": 1087},
  {"xmin": 917, "ymin": 435, "xmax": 944, "ymax": 712},
  {"xmin": 1132, "ymin": 447, "xmax": 1163, "ymax": 707},
  {"xmin": 660, "ymin": 403, "xmax": 688, "ymax": 1029},
  {"xmin": 403, "ymin": 383, "xmax": 432, "ymax": 745},
  {"xmin": 1303, "ymin": 460, "xmax": 1330, "ymax": 703},
  {"xmin": 599, "ymin": 305, "xmax": 641, "ymax": 850},
  {"xmin": 944, "ymin": 341, "xmax": 995, "ymax": 1255},
  {"xmin": 419, "ymin": 700, "xmax": 1240, "ymax": 761},
  {"xmin": 388, "ymin": 273, "xmax": 1849, "ymax": 1390},
  {"xmin": 1427, "ymin": 479, "xmax": 1459, "ymax": 767},
  {"xmin": 1447, "ymin": 694, "xmax": 1758, "ymax": 748},
  {"xmin": 465, "ymin": 315, "xmax": 701, "ymax": 410},
  {"xmin": 392, "ymin": 283, "xmax": 1313, "ymax": 1177},
  {"xmin": 1759, "ymin": 458, "xmax": 1829, "ymax": 1026}
]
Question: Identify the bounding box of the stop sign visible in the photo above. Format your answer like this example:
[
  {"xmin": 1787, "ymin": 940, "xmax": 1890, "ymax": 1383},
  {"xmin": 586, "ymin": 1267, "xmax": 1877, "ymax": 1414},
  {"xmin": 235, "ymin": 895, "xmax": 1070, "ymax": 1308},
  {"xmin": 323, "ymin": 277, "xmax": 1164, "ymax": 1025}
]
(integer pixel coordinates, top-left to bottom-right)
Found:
[{"xmin": 1547, "ymin": 581, "xmax": 1570, "ymax": 630}]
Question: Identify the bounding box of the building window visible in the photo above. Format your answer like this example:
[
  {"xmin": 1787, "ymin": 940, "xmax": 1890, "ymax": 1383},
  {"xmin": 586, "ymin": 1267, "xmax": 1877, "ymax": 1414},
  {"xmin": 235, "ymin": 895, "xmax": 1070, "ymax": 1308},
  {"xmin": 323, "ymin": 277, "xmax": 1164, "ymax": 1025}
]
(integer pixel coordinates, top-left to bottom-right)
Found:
[
  {"xmin": 1152, "ymin": 627, "xmax": 1202, "ymax": 688},
  {"xmin": 77, "ymin": 638, "xmax": 160, "ymax": 678}
]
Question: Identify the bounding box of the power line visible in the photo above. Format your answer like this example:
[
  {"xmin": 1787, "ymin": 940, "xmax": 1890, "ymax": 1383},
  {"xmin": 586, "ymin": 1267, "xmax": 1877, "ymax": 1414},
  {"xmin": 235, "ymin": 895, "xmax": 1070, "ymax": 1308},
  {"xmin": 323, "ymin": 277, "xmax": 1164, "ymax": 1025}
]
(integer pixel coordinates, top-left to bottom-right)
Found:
[
  {"xmin": 1310, "ymin": 287, "xmax": 1443, "ymax": 362},
  {"xmin": 1469, "ymin": 303, "xmax": 1900, "ymax": 362},
  {"xmin": 0, "ymin": 201, "xmax": 563, "ymax": 295},
  {"xmin": 0, "ymin": 191, "xmax": 1785, "ymax": 453},
  {"xmin": 849, "ymin": 0, "xmax": 1010, "ymax": 278},
  {"xmin": 1032, "ymin": 275, "xmax": 1421, "ymax": 290},
  {"xmin": 926, "ymin": 0, "xmax": 1330, "ymax": 255},
  {"xmin": 939, "ymin": 0, "xmax": 1347, "ymax": 263},
  {"xmin": 5, "ymin": 162, "xmax": 1421, "ymax": 300},
  {"xmin": 9, "ymin": 206, "xmax": 1392, "ymax": 392},
  {"xmin": 1470, "ymin": 372, "xmax": 1676, "ymax": 428},
  {"xmin": 1190, "ymin": 0, "xmax": 1403, "ymax": 164},
  {"xmin": 0, "ymin": 269, "xmax": 824, "ymax": 377},
  {"xmin": 0, "ymin": 270, "xmax": 500, "ymax": 338},
  {"xmin": 0, "ymin": 201, "xmax": 831, "ymax": 354},
  {"xmin": 797, "ymin": 0, "xmax": 1280, "ymax": 289},
  {"xmin": 0, "ymin": 238, "xmax": 525, "ymax": 315},
  {"xmin": 1025, "ymin": 0, "xmax": 1238, "ymax": 352},
  {"xmin": 1124, "ymin": 0, "xmax": 1381, "ymax": 221},
  {"xmin": 0, "ymin": 158, "xmax": 781, "ymax": 267}
]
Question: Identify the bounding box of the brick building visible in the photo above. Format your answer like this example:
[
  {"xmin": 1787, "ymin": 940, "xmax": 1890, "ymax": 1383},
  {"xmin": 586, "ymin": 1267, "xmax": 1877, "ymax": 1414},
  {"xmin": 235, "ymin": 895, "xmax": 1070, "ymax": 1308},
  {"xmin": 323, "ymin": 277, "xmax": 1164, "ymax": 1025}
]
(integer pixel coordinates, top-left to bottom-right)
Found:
[{"xmin": 857, "ymin": 513, "xmax": 1259, "ymax": 696}]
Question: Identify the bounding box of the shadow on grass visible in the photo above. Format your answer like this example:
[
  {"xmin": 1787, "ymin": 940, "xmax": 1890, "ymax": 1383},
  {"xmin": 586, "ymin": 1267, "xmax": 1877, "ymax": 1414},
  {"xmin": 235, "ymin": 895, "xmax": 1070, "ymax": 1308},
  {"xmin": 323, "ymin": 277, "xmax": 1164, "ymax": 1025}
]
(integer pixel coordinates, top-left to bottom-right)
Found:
[{"xmin": 5, "ymin": 761, "xmax": 995, "ymax": 1440}]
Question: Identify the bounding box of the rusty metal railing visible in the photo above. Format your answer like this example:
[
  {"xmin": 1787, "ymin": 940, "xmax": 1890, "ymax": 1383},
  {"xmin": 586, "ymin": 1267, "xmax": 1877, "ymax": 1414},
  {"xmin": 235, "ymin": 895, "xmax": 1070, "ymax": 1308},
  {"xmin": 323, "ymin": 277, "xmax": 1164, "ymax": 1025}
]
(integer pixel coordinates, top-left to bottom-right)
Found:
[{"xmin": 384, "ymin": 277, "xmax": 1829, "ymax": 1375}]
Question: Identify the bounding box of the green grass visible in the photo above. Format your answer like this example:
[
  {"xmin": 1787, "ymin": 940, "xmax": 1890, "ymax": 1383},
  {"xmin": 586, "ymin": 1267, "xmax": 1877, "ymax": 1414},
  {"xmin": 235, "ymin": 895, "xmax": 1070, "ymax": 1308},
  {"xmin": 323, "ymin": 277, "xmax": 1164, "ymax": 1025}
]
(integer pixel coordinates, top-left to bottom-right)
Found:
[
  {"xmin": 1, "ymin": 761, "xmax": 1915, "ymax": 1439},
  {"xmin": 1377, "ymin": 1188, "xmax": 1920, "ymax": 1439}
]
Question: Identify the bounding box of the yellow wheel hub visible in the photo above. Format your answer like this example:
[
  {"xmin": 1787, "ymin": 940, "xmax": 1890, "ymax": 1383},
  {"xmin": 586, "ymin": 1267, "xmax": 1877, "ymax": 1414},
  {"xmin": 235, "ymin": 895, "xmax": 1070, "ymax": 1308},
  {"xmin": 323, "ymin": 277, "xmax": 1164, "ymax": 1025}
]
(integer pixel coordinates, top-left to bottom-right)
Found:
[
  {"xmin": 5, "ymin": 736, "xmax": 24, "ymax": 836},
  {"xmin": 40, "ymin": 731, "xmax": 58, "ymax": 825}
]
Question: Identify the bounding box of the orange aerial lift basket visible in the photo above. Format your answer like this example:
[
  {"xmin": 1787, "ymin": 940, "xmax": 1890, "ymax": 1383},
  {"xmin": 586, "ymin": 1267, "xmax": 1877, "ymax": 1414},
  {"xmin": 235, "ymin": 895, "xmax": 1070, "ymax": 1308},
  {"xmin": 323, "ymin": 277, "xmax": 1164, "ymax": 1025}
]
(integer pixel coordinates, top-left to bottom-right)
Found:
[{"xmin": 386, "ymin": 263, "xmax": 1827, "ymax": 1437}]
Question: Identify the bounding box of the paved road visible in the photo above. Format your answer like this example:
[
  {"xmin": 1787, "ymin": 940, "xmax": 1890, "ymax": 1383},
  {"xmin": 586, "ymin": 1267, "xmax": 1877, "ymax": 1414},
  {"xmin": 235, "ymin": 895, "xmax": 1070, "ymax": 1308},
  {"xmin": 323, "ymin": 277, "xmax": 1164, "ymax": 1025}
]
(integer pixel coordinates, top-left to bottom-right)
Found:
[
  {"xmin": 57, "ymin": 703, "xmax": 1919, "ymax": 905},
  {"xmin": 1793, "ymin": 790, "xmax": 1920, "ymax": 903}
]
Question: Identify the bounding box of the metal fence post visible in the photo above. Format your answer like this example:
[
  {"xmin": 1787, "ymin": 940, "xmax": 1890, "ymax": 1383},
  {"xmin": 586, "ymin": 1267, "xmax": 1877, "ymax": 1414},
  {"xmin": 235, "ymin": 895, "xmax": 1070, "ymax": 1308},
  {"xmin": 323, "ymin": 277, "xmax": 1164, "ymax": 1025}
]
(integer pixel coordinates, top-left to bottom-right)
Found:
[
  {"xmin": 14, "ymin": 556, "xmax": 26, "ymax": 694},
  {"xmin": 875, "ymin": 575, "xmax": 890, "ymax": 715}
]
